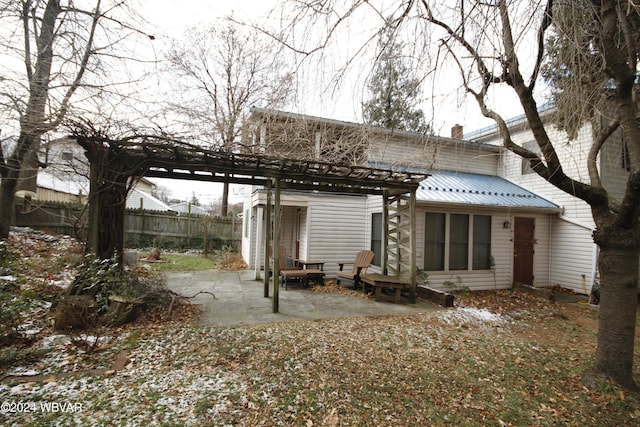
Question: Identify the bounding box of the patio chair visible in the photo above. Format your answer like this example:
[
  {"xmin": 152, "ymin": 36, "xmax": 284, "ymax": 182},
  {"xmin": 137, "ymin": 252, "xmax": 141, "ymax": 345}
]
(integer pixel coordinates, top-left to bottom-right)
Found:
[
  {"xmin": 269, "ymin": 245, "xmax": 298, "ymax": 276},
  {"xmin": 336, "ymin": 250, "xmax": 375, "ymax": 290}
]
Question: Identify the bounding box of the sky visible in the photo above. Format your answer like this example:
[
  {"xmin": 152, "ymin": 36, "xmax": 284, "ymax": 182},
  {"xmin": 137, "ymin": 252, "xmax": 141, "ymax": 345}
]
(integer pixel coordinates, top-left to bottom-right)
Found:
[
  {"xmin": 139, "ymin": 0, "xmax": 276, "ymax": 205},
  {"xmin": 139, "ymin": 0, "xmax": 528, "ymax": 131},
  {"xmin": 136, "ymin": 0, "xmax": 532, "ymax": 205}
]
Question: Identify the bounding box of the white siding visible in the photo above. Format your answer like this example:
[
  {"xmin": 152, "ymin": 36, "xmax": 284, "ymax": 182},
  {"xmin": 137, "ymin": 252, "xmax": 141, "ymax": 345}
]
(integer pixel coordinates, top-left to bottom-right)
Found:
[
  {"xmin": 600, "ymin": 129, "xmax": 630, "ymax": 203},
  {"xmin": 306, "ymin": 194, "xmax": 369, "ymax": 278},
  {"xmin": 499, "ymin": 123, "xmax": 595, "ymax": 227},
  {"xmin": 549, "ymin": 217, "xmax": 596, "ymax": 294},
  {"xmin": 368, "ymin": 135, "xmax": 499, "ymax": 175},
  {"xmin": 298, "ymin": 208, "xmax": 309, "ymax": 261},
  {"xmin": 530, "ymin": 215, "xmax": 552, "ymax": 288},
  {"xmin": 36, "ymin": 187, "xmax": 85, "ymax": 204}
]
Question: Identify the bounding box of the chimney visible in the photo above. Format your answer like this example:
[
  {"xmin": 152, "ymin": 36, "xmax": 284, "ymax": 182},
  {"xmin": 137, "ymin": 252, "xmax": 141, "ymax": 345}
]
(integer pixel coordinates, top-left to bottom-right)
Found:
[{"xmin": 451, "ymin": 124, "xmax": 463, "ymax": 139}]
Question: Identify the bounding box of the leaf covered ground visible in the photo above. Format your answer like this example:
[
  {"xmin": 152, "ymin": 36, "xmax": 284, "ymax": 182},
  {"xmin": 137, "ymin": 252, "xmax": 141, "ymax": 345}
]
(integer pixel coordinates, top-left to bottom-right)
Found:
[{"xmin": 2, "ymin": 230, "xmax": 640, "ymax": 426}]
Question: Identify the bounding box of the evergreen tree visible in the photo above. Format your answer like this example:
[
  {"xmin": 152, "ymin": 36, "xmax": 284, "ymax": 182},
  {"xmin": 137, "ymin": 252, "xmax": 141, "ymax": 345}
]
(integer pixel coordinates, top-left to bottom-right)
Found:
[{"xmin": 362, "ymin": 27, "xmax": 431, "ymax": 134}]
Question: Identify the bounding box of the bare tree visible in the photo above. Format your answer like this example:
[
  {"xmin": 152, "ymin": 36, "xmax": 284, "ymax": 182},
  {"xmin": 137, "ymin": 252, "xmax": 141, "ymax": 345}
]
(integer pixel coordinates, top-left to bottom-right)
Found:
[
  {"xmin": 273, "ymin": 0, "xmax": 639, "ymax": 389},
  {"xmin": 0, "ymin": 0, "xmax": 154, "ymax": 244},
  {"xmin": 164, "ymin": 19, "xmax": 295, "ymax": 216}
]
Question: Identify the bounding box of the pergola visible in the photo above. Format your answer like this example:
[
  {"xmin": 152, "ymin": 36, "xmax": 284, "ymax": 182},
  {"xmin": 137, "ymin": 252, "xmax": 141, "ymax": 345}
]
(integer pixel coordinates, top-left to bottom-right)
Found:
[{"xmin": 74, "ymin": 135, "xmax": 428, "ymax": 312}]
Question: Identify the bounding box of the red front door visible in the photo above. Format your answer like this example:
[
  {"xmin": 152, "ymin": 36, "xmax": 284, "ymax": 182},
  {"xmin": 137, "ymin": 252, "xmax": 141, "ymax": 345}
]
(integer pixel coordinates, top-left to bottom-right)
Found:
[{"xmin": 513, "ymin": 217, "xmax": 535, "ymax": 285}]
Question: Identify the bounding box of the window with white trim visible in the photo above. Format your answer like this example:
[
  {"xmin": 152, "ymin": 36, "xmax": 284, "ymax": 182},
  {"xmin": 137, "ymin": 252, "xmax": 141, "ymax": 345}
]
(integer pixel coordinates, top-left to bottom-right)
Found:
[
  {"xmin": 371, "ymin": 213, "xmax": 382, "ymax": 266},
  {"xmin": 521, "ymin": 140, "xmax": 542, "ymax": 175},
  {"xmin": 424, "ymin": 212, "xmax": 492, "ymax": 271}
]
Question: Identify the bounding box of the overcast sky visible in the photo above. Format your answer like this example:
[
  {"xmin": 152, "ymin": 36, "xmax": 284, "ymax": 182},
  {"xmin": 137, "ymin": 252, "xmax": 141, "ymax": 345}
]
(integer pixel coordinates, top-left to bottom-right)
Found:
[{"xmin": 136, "ymin": 0, "xmax": 532, "ymax": 205}]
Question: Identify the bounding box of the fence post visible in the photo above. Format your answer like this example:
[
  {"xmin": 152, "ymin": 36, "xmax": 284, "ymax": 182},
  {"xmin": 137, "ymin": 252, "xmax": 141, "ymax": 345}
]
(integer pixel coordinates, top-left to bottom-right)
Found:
[
  {"xmin": 139, "ymin": 198, "xmax": 145, "ymax": 247},
  {"xmin": 187, "ymin": 202, "xmax": 192, "ymax": 247}
]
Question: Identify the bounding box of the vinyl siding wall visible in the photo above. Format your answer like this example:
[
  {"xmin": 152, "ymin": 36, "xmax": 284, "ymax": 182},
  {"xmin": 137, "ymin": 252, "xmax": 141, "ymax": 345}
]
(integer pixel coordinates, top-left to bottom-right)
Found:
[
  {"xmin": 549, "ymin": 217, "xmax": 597, "ymax": 293},
  {"xmin": 241, "ymin": 189, "xmax": 369, "ymax": 277},
  {"xmin": 305, "ymin": 194, "xmax": 369, "ymax": 278},
  {"xmin": 599, "ymin": 128, "xmax": 631, "ymax": 203},
  {"xmin": 416, "ymin": 207, "xmax": 550, "ymax": 291},
  {"xmin": 365, "ymin": 198, "xmax": 554, "ymax": 291},
  {"xmin": 480, "ymin": 119, "xmax": 630, "ymax": 294},
  {"xmin": 499, "ymin": 123, "xmax": 595, "ymax": 226},
  {"xmin": 368, "ymin": 135, "xmax": 500, "ymax": 175}
]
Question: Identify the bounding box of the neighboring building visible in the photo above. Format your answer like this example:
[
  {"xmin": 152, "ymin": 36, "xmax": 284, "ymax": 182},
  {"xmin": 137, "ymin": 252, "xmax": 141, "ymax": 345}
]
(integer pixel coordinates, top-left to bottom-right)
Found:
[
  {"xmin": 241, "ymin": 108, "xmax": 565, "ymax": 293},
  {"xmin": 20, "ymin": 137, "xmax": 173, "ymax": 212},
  {"xmin": 168, "ymin": 202, "xmax": 209, "ymax": 215},
  {"xmin": 126, "ymin": 187, "xmax": 175, "ymax": 212}
]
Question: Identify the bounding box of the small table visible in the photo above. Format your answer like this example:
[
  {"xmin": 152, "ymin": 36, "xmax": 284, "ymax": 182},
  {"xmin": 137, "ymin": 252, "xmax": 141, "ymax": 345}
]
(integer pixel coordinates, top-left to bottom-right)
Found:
[
  {"xmin": 280, "ymin": 269, "xmax": 325, "ymax": 290},
  {"xmin": 361, "ymin": 274, "xmax": 408, "ymax": 304},
  {"xmin": 294, "ymin": 259, "xmax": 325, "ymax": 271}
]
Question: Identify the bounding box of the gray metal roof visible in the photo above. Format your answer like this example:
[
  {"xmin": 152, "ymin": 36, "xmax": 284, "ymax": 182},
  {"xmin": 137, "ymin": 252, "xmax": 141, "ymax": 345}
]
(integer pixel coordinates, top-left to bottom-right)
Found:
[{"xmin": 417, "ymin": 170, "xmax": 559, "ymax": 210}]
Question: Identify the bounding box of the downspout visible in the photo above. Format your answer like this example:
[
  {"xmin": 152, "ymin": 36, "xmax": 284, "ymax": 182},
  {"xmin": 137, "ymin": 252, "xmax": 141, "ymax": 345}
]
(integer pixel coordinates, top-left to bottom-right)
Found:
[{"xmin": 548, "ymin": 214, "xmax": 553, "ymax": 287}]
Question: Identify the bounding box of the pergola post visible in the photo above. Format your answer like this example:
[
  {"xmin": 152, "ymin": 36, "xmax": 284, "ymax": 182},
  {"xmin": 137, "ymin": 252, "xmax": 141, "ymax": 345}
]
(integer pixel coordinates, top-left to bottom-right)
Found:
[
  {"xmin": 409, "ymin": 188, "xmax": 417, "ymax": 303},
  {"xmin": 272, "ymin": 178, "xmax": 281, "ymax": 313},
  {"xmin": 264, "ymin": 180, "xmax": 272, "ymax": 298},
  {"xmin": 383, "ymin": 189, "xmax": 418, "ymax": 303},
  {"xmin": 86, "ymin": 161, "xmax": 101, "ymax": 256},
  {"xmin": 382, "ymin": 193, "xmax": 389, "ymax": 275},
  {"xmin": 254, "ymin": 204, "xmax": 263, "ymax": 281}
]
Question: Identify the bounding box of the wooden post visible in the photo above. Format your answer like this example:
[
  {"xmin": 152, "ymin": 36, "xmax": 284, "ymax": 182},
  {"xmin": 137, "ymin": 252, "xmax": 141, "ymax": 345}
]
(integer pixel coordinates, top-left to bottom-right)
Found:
[
  {"xmin": 273, "ymin": 178, "xmax": 281, "ymax": 313},
  {"xmin": 86, "ymin": 161, "xmax": 100, "ymax": 255},
  {"xmin": 255, "ymin": 205, "xmax": 263, "ymax": 280},
  {"xmin": 409, "ymin": 189, "xmax": 417, "ymax": 303},
  {"xmin": 264, "ymin": 180, "xmax": 272, "ymax": 298},
  {"xmin": 203, "ymin": 216, "xmax": 209, "ymax": 257},
  {"xmin": 382, "ymin": 193, "xmax": 389, "ymax": 275},
  {"xmin": 139, "ymin": 197, "xmax": 145, "ymax": 246},
  {"xmin": 187, "ymin": 202, "xmax": 192, "ymax": 248}
]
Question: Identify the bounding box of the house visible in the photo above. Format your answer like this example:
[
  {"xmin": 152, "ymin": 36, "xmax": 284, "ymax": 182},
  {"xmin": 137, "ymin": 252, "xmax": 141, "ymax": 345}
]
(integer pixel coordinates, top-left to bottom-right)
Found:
[
  {"xmin": 18, "ymin": 137, "xmax": 174, "ymax": 212},
  {"xmin": 467, "ymin": 105, "xmax": 630, "ymax": 294},
  {"xmin": 241, "ymin": 107, "xmax": 567, "ymax": 293},
  {"xmin": 168, "ymin": 202, "xmax": 209, "ymax": 215}
]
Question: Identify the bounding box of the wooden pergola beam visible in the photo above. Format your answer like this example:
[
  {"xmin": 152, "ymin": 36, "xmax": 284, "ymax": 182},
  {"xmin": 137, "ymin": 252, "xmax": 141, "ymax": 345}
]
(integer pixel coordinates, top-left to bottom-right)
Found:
[{"xmin": 72, "ymin": 134, "xmax": 429, "ymax": 313}]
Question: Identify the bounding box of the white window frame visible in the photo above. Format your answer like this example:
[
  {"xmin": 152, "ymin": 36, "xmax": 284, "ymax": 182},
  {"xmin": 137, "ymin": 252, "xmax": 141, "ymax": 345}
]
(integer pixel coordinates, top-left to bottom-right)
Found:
[{"xmin": 424, "ymin": 212, "xmax": 492, "ymax": 272}]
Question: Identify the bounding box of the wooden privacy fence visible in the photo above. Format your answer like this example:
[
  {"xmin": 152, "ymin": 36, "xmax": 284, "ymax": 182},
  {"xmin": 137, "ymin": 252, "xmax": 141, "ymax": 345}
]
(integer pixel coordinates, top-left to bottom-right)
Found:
[
  {"xmin": 124, "ymin": 209, "xmax": 242, "ymax": 250},
  {"xmin": 14, "ymin": 200, "xmax": 242, "ymax": 250}
]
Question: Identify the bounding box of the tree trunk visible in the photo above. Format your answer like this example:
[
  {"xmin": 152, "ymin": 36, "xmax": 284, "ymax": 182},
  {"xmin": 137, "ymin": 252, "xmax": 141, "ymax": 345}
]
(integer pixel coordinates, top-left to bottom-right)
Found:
[
  {"xmin": 591, "ymin": 221, "xmax": 639, "ymax": 390},
  {"xmin": 222, "ymin": 180, "xmax": 229, "ymax": 217},
  {"xmin": 0, "ymin": 132, "xmax": 41, "ymax": 242},
  {"xmin": 0, "ymin": 177, "xmax": 18, "ymax": 240}
]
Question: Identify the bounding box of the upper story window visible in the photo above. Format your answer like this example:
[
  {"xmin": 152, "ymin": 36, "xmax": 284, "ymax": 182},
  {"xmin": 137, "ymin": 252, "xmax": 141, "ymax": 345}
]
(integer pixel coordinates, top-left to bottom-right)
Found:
[{"xmin": 521, "ymin": 140, "xmax": 542, "ymax": 175}]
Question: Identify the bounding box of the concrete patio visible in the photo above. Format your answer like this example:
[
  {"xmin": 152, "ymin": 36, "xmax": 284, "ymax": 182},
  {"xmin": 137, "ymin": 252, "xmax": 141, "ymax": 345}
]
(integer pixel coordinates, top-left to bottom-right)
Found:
[{"xmin": 164, "ymin": 270, "xmax": 442, "ymax": 326}]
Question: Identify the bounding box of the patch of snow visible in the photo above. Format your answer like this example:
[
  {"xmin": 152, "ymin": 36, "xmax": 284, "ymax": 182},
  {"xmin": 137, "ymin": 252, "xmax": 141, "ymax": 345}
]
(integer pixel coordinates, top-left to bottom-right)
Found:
[
  {"xmin": 438, "ymin": 307, "xmax": 509, "ymax": 328},
  {"xmin": 17, "ymin": 325, "xmax": 43, "ymax": 336},
  {"xmin": 7, "ymin": 368, "xmax": 40, "ymax": 377},
  {"xmin": 39, "ymin": 334, "xmax": 71, "ymax": 348}
]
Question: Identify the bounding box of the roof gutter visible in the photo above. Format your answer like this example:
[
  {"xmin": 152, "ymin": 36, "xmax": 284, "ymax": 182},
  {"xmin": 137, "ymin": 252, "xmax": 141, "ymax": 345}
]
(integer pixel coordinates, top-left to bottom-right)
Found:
[{"xmin": 416, "ymin": 199, "xmax": 563, "ymax": 214}]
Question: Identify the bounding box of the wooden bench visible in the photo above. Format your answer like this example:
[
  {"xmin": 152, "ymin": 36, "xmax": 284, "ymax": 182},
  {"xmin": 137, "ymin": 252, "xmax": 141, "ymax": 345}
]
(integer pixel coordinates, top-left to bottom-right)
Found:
[
  {"xmin": 280, "ymin": 269, "xmax": 325, "ymax": 290},
  {"xmin": 361, "ymin": 273, "xmax": 408, "ymax": 304}
]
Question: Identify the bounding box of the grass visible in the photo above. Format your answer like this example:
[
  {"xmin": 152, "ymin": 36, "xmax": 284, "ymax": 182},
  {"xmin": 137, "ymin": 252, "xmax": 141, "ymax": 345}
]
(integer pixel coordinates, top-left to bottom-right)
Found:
[
  {"xmin": 3, "ymin": 231, "xmax": 640, "ymax": 426},
  {"xmin": 139, "ymin": 252, "xmax": 217, "ymax": 271},
  {"xmin": 3, "ymin": 292, "xmax": 640, "ymax": 426}
]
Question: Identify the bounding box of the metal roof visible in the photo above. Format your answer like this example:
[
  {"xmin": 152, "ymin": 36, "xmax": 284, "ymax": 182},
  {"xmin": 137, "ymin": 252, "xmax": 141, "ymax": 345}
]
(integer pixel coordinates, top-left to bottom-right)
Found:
[{"xmin": 417, "ymin": 170, "xmax": 560, "ymax": 210}]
